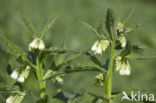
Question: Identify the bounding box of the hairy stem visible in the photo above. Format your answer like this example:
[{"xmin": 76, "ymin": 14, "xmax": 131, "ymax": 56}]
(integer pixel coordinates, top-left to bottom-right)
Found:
[
  {"xmin": 36, "ymin": 51, "xmax": 46, "ymax": 98},
  {"xmin": 104, "ymin": 41, "xmax": 115, "ymax": 103}
]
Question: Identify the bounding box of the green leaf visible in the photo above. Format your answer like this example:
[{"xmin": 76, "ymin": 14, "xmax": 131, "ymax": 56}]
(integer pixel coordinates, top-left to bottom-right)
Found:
[
  {"xmin": 64, "ymin": 64, "xmax": 107, "ymax": 74},
  {"xmin": 97, "ymin": 23, "xmax": 106, "ymax": 38},
  {"xmin": 0, "ymin": 34, "xmax": 27, "ymax": 58},
  {"xmin": 127, "ymin": 53, "xmax": 156, "ymax": 60},
  {"xmin": 53, "ymin": 91, "xmax": 83, "ymax": 103},
  {"xmin": 50, "ymin": 98, "xmax": 64, "ymax": 103},
  {"xmin": 40, "ymin": 47, "xmax": 80, "ymax": 59},
  {"xmin": 80, "ymin": 21, "xmax": 102, "ymax": 39},
  {"xmin": 53, "ymin": 54, "xmax": 66, "ymax": 69},
  {"xmin": 0, "ymin": 85, "xmax": 21, "ymax": 94},
  {"xmin": 36, "ymin": 95, "xmax": 48, "ymax": 103},
  {"xmin": 124, "ymin": 24, "xmax": 140, "ymax": 34},
  {"xmin": 41, "ymin": 64, "xmax": 107, "ymax": 82},
  {"xmin": 21, "ymin": 91, "xmax": 36, "ymax": 103},
  {"xmin": 19, "ymin": 14, "xmax": 37, "ymax": 38},
  {"xmin": 131, "ymin": 44, "xmax": 150, "ymax": 54},
  {"xmin": 85, "ymin": 52, "xmax": 102, "ymax": 67},
  {"xmin": 88, "ymin": 92, "xmax": 109, "ymax": 102},
  {"xmin": 56, "ymin": 51, "xmax": 86, "ymax": 68},
  {"xmin": 105, "ymin": 8, "xmax": 117, "ymax": 40},
  {"xmin": 120, "ymin": 41, "xmax": 131, "ymax": 57},
  {"xmin": 40, "ymin": 17, "xmax": 57, "ymax": 39},
  {"xmin": 127, "ymin": 44, "xmax": 156, "ymax": 60},
  {"xmin": 16, "ymin": 56, "xmax": 37, "ymax": 70}
]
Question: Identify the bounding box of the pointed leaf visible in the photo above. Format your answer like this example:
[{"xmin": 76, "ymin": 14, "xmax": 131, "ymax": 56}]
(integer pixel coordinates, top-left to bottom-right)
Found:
[
  {"xmin": 124, "ymin": 24, "xmax": 140, "ymax": 34},
  {"xmin": 40, "ymin": 17, "xmax": 57, "ymax": 39},
  {"xmin": 19, "ymin": 14, "xmax": 37, "ymax": 38},
  {"xmin": 120, "ymin": 41, "xmax": 131, "ymax": 57},
  {"xmin": 88, "ymin": 92, "xmax": 109, "ymax": 102},
  {"xmin": 41, "ymin": 65, "xmax": 107, "ymax": 82},
  {"xmin": 105, "ymin": 8, "xmax": 117, "ymax": 40},
  {"xmin": 85, "ymin": 52, "xmax": 102, "ymax": 67},
  {"xmin": 80, "ymin": 21, "xmax": 102, "ymax": 39},
  {"xmin": 40, "ymin": 47, "xmax": 80, "ymax": 59},
  {"xmin": 0, "ymin": 34, "xmax": 27, "ymax": 58}
]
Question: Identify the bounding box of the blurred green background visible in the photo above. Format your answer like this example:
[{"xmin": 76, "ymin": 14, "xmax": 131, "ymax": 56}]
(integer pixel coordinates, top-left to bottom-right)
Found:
[{"xmin": 0, "ymin": 0, "xmax": 156, "ymax": 102}]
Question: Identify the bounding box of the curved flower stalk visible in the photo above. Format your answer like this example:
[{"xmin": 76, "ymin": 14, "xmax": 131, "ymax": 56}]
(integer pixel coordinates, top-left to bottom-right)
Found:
[
  {"xmin": 91, "ymin": 39, "xmax": 110, "ymax": 54},
  {"xmin": 11, "ymin": 66, "xmax": 31, "ymax": 83},
  {"xmin": 115, "ymin": 56, "xmax": 131, "ymax": 75},
  {"xmin": 6, "ymin": 92, "xmax": 25, "ymax": 103}
]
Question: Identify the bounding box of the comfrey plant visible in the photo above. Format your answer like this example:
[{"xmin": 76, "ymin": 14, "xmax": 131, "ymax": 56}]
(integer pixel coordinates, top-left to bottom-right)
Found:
[{"xmin": 0, "ymin": 9, "xmax": 155, "ymax": 103}]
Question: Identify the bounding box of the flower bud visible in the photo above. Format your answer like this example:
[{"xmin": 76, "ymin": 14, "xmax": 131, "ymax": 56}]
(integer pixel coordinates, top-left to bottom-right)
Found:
[
  {"xmin": 11, "ymin": 70, "xmax": 19, "ymax": 79},
  {"xmin": 116, "ymin": 22, "xmax": 124, "ymax": 33},
  {"xmin": 94, "ymin": 73, "xmax": 104, "ymax": 86},
  {"xmin": 55, "ymin": 76, "xmax": 63, "ymax": 84},
  {"xmin": 23, "ymin": 66, "xmax": 30, "ymax": 79}
]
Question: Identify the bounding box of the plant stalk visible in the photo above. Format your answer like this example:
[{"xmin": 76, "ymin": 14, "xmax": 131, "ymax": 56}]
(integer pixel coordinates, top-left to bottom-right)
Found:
[
  {"xmin": 104, "ymin": 41, "xmax": 115, "ymax": 103},
  {"xmin": 36, "ymin": 51, "xmax": 46, "ymax": 98}
]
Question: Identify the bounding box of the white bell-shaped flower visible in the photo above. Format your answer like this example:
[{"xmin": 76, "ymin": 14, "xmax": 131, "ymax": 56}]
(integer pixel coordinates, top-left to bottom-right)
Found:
[
  {"xmin": 91, "ymin": 41, "xmax": 99, "ymax": 51},
  {"xmin": 38, "ymin": 40, "xmax": 45, "ymax": 50},
  {"xmin": 95, "ymin": 45, "xmax": 102, "ymax": 54},
  {"xmin": 29, "ymin": 40, "xmax": 36, "ymax": 51},
  {"xmin": 6, "ymin": 96, "xmax": 13, "ymax": 103},
  {"xmin": 18, "ymin": 74, "xmax": 25, "ymax": 83},
  {"xmin": 91, "ymin": 40, "xmax": 110, "ymax": 54},
  {"xmin": 115, "ymin": 56, "xmax": 131, "ymax": 76},
  {"xmin": 29, "ymin": 38, "xmax": 45, "ymax": 51},
  {"xmin": 11, "ymin": 70, "xmax": 19, "ymax": 79}
]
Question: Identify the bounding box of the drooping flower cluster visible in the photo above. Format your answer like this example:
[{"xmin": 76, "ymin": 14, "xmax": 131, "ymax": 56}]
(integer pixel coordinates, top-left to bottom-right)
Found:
[
  {"xmin": 94, "ymin": 73, "xmax": 104, "ymax": 86},
  {"xmin": 29, "ymin": 38, "xmax": 45, "ymax": 51},
  {"xmin": 91, "ymin": 40, "xmax": 110, "ymax": 54},
  {"xmin": 11, "ymin": 66, "xmax": 30, "ymax": 83},
  {"xmin": 6, "ymin": 92, "xmax": 25, "ymax": 103},
  {"xmin": 115, "ymin": 56, "xmax": 131, "ymax": 75},
  {"xmin": 116, "ymin": 22, "xmax": 127, "ymax": 48},
  {"xmin": 117, "ymin": 35, "xmax": 126, "ymax": 48}
]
